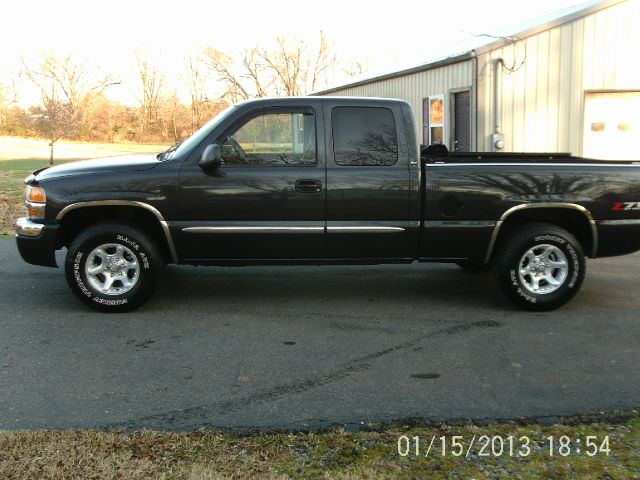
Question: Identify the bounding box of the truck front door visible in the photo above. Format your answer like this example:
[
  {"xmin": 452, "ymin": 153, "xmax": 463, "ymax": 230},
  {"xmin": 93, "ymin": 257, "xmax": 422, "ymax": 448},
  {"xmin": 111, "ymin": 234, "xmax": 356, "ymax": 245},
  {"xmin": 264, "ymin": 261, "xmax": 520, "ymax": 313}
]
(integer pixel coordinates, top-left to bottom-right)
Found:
[{"xmin": 176, "ymin": 105, "xmax": 325, "ymax": 262}]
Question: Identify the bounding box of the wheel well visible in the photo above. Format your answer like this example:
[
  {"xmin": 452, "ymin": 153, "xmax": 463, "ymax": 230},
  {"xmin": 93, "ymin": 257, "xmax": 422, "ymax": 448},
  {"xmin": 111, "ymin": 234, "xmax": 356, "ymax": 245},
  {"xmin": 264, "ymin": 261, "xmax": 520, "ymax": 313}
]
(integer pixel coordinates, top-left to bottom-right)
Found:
[
  {"xmin": 57, "ymin": 206, "xmax": 172, "ymax": 263},
  {"xmin": 491, "ymin": 208, "xmax": 595, "ymax": 261}
]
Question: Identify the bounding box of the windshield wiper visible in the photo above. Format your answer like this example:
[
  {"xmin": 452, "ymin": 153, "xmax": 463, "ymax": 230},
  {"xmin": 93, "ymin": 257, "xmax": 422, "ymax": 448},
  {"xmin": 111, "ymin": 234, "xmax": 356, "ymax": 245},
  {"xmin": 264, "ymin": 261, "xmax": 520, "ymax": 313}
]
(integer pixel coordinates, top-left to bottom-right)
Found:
[{"xmin": 157, "ymin": 141, "xmax": 182, "ymax": 161}]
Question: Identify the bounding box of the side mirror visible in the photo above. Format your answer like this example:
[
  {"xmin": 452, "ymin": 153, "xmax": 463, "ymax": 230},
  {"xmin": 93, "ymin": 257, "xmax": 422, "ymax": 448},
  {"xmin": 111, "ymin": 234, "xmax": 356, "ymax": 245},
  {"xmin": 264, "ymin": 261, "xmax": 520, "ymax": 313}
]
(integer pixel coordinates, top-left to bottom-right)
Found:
[{"xmin": 199, "ymin": 144, "xmax": 222, "ymax": 168}]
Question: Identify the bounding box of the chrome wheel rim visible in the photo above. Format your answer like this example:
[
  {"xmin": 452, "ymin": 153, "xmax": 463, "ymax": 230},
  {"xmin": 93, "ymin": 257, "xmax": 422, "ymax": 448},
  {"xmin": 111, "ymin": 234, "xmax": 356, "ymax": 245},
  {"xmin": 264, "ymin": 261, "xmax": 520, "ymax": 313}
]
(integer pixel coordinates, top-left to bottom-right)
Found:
[
  {"xmin": 518, "ymin": 244, "xmax": 568, "ymax": 295},
  {"xmin": 84, "ymin": 243, "xmax": 140, "ymax": 295}
]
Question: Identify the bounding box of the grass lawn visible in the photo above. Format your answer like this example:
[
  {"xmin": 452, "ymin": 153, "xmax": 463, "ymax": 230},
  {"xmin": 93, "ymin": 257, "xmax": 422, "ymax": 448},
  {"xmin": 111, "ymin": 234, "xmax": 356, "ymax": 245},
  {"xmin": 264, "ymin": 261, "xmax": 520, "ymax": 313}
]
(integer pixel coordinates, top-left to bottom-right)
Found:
[
  {"xmin": 0, "ymin": 136, "xmax": 169, "ymax": 235},
  {"xmin": 0, "ymin": 136, "xmax": 169, "ymax": 162},
  {"xmin": 1, "ymin": 415, "xmax": 638, "ymax": 479}
]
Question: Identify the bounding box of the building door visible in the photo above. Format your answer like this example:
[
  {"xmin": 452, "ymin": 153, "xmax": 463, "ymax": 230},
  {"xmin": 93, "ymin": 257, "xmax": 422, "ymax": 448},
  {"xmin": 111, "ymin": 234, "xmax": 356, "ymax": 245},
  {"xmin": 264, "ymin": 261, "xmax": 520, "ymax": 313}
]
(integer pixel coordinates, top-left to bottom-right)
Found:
[
  {"xmin": 453, "ymin": 91, "xmax": 471, "ymax": 152},
  {"xmin": 583, "ymin": 91, "xmax": 640, "ymax": 160}
]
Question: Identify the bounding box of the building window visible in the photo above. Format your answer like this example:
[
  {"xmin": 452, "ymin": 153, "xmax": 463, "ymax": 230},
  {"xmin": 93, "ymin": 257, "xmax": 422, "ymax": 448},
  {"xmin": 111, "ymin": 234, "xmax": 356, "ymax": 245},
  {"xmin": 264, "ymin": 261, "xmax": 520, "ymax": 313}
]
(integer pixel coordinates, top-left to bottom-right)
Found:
[
  {"xmin": 423, "ymin": 95, "xmax": 444, "ymax": 145},
  {"xmin": 332, "ymin": 107, "xmax": 398, "ymax": 166}
]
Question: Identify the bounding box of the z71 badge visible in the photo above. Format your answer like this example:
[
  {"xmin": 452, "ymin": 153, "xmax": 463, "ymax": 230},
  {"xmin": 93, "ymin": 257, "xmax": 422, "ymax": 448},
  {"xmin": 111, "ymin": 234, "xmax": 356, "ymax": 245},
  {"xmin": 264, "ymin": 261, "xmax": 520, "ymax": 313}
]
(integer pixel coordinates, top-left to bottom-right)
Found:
[{"xmin": 612, "ymin": 201, "xmax": 640, "ymax": 211}]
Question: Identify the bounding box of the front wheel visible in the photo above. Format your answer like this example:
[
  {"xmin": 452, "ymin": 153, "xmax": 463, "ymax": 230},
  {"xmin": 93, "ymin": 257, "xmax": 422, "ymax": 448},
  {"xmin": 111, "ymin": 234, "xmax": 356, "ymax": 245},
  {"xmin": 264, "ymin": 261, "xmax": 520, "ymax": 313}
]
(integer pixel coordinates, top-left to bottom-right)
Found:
[
  {"xmin": 494, "ymin": 223, "xmax": 586, "ymax": 311},
  {"xmin": 65, "ymin": 222, "xmax": 160, "ymax": 312}
]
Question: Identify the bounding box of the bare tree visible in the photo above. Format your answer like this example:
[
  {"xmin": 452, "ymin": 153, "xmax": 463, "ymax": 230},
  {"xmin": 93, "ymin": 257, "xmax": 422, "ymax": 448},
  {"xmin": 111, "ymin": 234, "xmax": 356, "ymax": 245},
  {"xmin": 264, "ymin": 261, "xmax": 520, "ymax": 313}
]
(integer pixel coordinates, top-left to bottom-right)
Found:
[
  {"xmin": 21, "ymin": 53, "xmax": 118, "ymax": 163},
  {"xmin": 262, "ymin": 31, "xmax": 336, "ymax": 95},
  {"xmin": 0, "ymin": 81, "xmax": 16, "ymax": 130},
  {"xmin": 203, "ymin": 48, "xmax": 255, "ymax": 102},
  {"xmin": 203, "ymin": 31, "xmax": 346, "ymax": 101},
  {"xmin": 181, "ymin": 55, "xmax": 212, "ymax": 133},
  {"xmin": 343, "ymin": 59, "xmax": 368, "ymax": 78},
  {"xmin": 135, "ymin": 51, "xmax": 165, "ymax": 142}
]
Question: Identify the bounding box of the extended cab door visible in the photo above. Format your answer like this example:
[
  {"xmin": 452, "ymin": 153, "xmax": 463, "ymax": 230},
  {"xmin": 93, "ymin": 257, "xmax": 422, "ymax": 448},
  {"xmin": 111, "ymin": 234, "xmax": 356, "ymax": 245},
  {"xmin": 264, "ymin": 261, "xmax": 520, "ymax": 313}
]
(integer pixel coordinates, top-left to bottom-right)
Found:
[
  {"xmin": 324, "ymin": 100, "xmax": 414, "ymax": 259},
  {"xmin": 176, "ymin": 105, "xmax": 325, "ymax": 262}
]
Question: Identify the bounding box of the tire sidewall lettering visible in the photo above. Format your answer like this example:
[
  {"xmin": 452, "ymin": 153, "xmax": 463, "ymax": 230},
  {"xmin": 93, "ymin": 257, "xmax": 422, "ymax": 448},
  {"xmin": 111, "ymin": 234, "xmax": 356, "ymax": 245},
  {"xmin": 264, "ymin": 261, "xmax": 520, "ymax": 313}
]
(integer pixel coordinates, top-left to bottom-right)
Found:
[
  {"xmin": 116, "ymin": 234, "xmax": 150, "ymax": 269},
  {"xmin": 73, "ymin": 251, "xmax": 92, "ymax": 298}
]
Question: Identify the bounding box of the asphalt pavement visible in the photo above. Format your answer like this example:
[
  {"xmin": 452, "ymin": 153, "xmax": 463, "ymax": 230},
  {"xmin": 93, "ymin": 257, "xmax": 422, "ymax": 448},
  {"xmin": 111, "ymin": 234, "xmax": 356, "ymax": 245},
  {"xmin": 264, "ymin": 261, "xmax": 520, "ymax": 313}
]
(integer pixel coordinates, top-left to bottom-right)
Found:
[{"xmin": 1, "ymin": 238, "xmax": 638, "ymax": 431}]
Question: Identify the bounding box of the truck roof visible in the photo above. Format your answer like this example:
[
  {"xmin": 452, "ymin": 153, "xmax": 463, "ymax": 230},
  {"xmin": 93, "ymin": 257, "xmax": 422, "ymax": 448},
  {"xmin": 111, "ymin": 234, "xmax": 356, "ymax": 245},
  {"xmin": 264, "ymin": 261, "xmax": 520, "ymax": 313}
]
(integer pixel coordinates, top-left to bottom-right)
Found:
[{"xmin": 233, "ymin": 96, "xmax": 409, "ymax": 108}]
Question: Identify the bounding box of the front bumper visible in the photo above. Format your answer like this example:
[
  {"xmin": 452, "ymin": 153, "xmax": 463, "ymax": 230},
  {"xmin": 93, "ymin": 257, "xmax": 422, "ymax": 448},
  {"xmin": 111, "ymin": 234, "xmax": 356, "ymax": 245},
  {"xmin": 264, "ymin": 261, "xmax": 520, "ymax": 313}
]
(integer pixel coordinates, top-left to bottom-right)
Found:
[
  {"xmin": 15, "ymin": 217, "xmax": 59, "ymax": 267},
  {"xmin": 16, "ymin": 217, "xmax": 45, "ymax": 237}
]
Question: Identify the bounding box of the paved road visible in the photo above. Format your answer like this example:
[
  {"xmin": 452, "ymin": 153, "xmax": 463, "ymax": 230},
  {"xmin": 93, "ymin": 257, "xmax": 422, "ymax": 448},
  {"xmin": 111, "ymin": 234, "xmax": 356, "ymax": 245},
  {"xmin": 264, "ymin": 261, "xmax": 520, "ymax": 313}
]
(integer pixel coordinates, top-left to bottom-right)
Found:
[{"xmin": 1, "ymin": 238, "xmax": 639, "ymax": 431}]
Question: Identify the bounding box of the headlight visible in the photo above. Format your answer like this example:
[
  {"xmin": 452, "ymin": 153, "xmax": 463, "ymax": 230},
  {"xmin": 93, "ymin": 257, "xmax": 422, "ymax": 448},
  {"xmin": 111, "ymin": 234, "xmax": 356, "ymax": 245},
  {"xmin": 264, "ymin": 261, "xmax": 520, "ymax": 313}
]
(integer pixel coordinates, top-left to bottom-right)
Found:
[{"xmin": 25, "ymin": 185, "xmax": 46, "ymax": 220}]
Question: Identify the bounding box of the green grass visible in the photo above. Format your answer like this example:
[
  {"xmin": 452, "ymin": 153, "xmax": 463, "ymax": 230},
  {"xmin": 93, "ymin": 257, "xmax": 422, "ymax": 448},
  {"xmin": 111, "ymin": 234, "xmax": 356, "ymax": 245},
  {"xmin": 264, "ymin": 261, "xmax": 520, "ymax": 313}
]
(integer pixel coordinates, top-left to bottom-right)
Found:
[
  {"xmin": 0, "ymin": 158, "xmax": 52, "ymax": 192},
  {"xmin": 0, "ymin": 135, "xmax": 168, "ymax": 162},
  {"xmin": 0, "ymin": 415, "xmax": 638, "ymax": 479},
  {"xmin": 0, "ymin": 136, "xmax": 168, "ymax": 234},
  {"xmin": 0, "ymin": 158, "xmax": 63, "ymax": 235}
]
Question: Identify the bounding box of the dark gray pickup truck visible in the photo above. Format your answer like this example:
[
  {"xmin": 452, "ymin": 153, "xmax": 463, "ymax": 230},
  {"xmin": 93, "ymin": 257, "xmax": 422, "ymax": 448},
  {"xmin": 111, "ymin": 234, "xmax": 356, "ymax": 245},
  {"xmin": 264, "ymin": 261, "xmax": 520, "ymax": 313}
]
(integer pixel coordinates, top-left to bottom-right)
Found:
[{"xmin": 15, "ymin": 97, "xmax": 640, "ymax": 312}]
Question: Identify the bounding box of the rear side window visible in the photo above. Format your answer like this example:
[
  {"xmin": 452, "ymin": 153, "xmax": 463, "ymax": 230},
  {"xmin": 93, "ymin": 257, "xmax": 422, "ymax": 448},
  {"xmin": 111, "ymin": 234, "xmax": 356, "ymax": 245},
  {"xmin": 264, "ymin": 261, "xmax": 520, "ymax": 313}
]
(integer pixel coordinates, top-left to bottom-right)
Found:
[{"xmin": 332, "ymin": 107, "xmax": 398, "ymax": 166}]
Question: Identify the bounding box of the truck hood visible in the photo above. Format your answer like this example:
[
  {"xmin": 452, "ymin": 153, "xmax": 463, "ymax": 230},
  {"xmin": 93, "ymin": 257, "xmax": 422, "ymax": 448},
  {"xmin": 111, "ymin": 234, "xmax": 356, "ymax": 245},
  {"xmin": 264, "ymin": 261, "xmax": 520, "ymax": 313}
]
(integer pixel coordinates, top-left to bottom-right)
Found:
[{"xmin": 33, "ymin": 154, "xmax": 161, "ymax": 182}]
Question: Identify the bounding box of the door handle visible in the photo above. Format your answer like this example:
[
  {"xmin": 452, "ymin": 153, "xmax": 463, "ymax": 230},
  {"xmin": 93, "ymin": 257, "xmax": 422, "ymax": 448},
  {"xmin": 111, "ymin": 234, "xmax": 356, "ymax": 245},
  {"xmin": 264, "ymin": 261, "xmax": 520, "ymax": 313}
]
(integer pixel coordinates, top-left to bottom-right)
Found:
[{"xmin": 295, "ymin": 179, "xmax": 322, "ymax": 193}]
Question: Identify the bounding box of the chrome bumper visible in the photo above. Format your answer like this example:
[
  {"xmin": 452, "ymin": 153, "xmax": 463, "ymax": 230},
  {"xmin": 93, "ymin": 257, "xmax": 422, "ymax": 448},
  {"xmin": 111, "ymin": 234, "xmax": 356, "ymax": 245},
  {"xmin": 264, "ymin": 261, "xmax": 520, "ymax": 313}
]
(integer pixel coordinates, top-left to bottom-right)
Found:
[{"xmin": 15, "ymin": 217, "xmax": 45, "ymax": 237}]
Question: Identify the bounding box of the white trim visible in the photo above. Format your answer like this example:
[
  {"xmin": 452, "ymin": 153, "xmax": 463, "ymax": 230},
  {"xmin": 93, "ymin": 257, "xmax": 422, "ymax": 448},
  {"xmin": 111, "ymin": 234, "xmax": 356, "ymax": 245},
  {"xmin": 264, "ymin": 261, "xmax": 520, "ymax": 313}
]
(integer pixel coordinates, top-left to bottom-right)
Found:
[
  {"xmin": 182, "ymin": 226, "xmax": 406, "ymax": 234},
  {"xmin": 598, "ymin": 219, "xmax": 640, "ymax": 226},
  {"xmin": 423, "ymin": 94, "xmax": 445, "ymax": 146},
  {"xmin": 427, "ymin": 162, "xmax": 640, "ymax": 167},
  {"xmin": 183, "ymin": 226, "xmax": 323, "ymax": 233},
  {"xmin": 327, "ymin": 226, "xmax": 405, "ymax": 233}
]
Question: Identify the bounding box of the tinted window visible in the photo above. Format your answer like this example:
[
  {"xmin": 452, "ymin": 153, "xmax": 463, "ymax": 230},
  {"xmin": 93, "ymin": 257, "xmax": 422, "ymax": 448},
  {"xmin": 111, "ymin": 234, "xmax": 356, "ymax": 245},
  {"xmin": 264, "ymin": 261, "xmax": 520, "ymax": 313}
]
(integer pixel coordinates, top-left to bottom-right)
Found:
[
  {"xmin": 332, "ymin": 107, "xmax": 398, "ymax": 166},
  {"xmin": 220, "ymin": 112, "xmax": 316, "ymax": 166}
]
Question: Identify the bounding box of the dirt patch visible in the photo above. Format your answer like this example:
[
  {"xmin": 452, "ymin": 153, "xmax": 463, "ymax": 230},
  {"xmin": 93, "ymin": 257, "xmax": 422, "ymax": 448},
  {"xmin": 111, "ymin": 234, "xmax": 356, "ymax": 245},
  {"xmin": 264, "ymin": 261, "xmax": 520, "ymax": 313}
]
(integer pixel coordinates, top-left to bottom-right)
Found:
[{"xmin": 0, "ymin": 195, "xmax": 21, "ymax": 235}]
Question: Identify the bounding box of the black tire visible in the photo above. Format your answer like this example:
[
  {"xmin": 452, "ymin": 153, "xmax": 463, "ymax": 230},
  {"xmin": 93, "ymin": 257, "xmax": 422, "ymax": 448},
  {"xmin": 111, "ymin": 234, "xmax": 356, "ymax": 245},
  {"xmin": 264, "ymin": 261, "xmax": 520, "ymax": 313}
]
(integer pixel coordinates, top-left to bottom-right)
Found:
[
  {"xmin": 494, "ymin": 223, "xmax": 586, "ymax": 311},
  {"xmin": 65, "ymin": 222, "xmax": 160, "ymax": 312},
  {"xmin": 455, "ymin": 260, "xmax": 491, "ymax": 273}
]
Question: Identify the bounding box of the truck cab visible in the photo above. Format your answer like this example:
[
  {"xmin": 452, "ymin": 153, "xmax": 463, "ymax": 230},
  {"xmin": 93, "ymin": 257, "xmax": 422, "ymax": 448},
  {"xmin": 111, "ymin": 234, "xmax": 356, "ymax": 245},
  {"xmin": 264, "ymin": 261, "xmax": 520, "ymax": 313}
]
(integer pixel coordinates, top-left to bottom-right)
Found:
[{"xmin": 173, "ymin": 97, "xmax": 419, "ymax": 263}]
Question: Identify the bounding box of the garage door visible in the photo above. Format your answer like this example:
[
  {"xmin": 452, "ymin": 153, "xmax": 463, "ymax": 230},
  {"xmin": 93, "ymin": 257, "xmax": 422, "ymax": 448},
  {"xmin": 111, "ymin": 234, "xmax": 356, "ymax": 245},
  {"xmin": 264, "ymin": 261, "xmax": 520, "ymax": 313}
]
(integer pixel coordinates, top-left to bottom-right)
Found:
[{"xmin": 583, "ymin": 91, "xmax": 640, "ymax": 160}]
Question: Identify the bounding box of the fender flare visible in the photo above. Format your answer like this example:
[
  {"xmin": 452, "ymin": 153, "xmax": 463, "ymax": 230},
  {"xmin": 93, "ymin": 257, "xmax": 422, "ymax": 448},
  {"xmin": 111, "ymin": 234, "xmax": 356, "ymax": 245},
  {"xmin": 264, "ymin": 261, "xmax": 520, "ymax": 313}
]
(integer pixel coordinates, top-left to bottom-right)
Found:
[
  {"xmin": 484, "ymin": 203, "xmax": 598, "ymax": 263},
  {"xmin": 56, "ymin": 200, "xmax": 178, "ymax": 263}
]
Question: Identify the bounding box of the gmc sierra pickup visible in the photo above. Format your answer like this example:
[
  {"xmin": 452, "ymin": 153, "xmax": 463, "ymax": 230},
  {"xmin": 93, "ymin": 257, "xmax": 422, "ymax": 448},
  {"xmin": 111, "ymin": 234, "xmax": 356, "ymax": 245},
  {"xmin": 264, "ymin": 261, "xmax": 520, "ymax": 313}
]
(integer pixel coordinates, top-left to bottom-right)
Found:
[{"xmin": 15, "ymin": 97, "xmax": 640, "ymax": 312}]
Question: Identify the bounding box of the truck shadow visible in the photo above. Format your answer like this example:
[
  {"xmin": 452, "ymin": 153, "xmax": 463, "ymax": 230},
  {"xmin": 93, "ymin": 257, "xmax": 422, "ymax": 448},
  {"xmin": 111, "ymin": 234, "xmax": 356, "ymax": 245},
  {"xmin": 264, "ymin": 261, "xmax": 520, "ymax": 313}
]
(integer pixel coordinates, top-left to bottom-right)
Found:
[{"xmin": 38, "ymin": 246, "xmax": 629, "ymax": 315}]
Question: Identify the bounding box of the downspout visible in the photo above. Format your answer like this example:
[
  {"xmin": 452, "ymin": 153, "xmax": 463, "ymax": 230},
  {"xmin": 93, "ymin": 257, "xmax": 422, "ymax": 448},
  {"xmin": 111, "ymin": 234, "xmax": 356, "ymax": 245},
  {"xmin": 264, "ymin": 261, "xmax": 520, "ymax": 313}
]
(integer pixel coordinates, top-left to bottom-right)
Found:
[
  {"xmin": 472, "ymin": 51, "xmax": 478, "ymax": 152},
  {"xmin": 492, "ymin": 58, "xmax": 505, "ymax": 152}
]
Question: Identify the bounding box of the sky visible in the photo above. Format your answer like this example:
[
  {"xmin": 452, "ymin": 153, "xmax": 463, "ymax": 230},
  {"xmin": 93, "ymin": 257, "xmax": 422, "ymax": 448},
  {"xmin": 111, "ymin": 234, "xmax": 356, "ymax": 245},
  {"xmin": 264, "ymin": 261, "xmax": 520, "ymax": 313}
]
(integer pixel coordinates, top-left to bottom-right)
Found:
[{"xmin": 1, "ymin": 0, "xmax": 598, "ymax": 107}]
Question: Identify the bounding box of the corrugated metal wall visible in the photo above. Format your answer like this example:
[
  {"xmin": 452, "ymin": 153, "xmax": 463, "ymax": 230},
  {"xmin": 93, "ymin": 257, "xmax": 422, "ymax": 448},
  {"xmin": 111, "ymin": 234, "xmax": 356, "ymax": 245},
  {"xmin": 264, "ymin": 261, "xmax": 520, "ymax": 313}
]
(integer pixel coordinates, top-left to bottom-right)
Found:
[
  {"xmin": 319, "ymin": 60, "xmax": 473, "ymax": 147},
  {"xmin": 477, "ymin": 0, "xmax": 640, "ymax": 154}
]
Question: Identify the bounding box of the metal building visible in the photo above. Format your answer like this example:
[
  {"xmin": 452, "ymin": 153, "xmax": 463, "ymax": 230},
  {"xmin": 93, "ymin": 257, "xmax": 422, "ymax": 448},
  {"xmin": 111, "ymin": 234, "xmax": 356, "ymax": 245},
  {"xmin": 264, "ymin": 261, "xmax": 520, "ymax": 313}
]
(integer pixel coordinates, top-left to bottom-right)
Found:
[{"xmin": 315, "ymin": 0, "xmax": 640, "ymax": 160}]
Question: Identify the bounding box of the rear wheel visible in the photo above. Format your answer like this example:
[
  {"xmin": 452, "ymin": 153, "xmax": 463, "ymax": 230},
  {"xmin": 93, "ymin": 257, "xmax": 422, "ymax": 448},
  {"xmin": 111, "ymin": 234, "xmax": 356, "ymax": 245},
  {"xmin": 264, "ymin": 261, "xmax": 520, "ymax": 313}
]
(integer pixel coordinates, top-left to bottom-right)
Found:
[
  {"xmin": 65, "ymin": 222, "xmax": 160, "ymax": 312},
  {"xmin": 494, "ymin": 223, "xmax": 586, "ymax": 311}
]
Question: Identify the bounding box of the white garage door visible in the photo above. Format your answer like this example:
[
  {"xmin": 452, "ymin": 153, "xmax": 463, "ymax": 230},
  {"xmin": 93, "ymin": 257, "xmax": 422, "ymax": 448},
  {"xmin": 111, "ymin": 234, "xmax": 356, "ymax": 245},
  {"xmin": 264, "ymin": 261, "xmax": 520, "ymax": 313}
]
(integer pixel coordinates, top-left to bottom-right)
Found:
[{"xmin": 583, "ymin": 91, "xmax": 640, "ymax": 161}]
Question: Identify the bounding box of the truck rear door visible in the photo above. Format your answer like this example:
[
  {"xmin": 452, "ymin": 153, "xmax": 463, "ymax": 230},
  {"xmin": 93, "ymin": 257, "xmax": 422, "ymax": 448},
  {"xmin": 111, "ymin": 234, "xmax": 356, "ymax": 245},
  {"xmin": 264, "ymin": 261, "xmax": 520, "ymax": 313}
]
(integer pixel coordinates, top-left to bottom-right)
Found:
[{"xmin": 323, "ymin": 100, "xmax": 414, "ymax": 259}]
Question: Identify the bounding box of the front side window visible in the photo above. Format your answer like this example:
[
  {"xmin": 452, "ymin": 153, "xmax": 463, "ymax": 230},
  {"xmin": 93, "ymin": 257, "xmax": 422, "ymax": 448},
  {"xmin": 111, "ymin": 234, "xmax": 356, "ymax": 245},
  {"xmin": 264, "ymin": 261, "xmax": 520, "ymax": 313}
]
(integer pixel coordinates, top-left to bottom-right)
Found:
[
  {"xmin": 332, "ymin": 107, "xmax": 398, "ymax": 166},
  {"xmin": 220, "ymin": 112, "xmax": 316, "ymax": 166}
]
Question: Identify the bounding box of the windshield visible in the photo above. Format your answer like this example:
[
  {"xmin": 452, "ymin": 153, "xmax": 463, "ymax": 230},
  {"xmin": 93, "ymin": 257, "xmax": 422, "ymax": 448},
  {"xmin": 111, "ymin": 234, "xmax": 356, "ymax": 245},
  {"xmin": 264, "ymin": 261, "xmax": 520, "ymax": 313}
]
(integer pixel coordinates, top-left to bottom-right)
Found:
[{"xmin": 165, "ymin": 104, "xmax": 238, "ymax": 160}]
